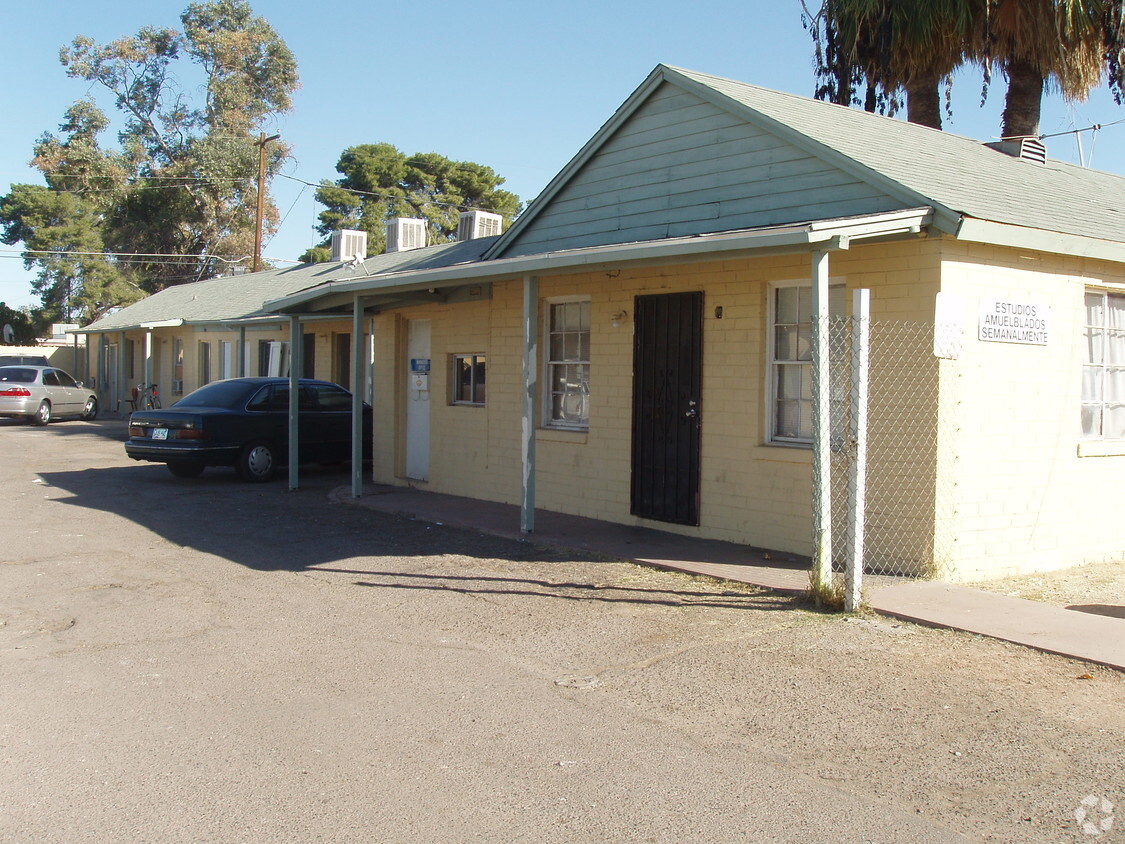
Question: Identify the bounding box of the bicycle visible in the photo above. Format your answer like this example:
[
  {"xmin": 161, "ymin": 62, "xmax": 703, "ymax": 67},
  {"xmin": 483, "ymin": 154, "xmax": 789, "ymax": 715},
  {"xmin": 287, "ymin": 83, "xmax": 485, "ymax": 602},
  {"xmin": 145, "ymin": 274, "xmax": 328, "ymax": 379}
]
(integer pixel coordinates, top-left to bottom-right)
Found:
[{"xmin": 133, "ymin": 383, "xmax": 162, "ymax": 410}]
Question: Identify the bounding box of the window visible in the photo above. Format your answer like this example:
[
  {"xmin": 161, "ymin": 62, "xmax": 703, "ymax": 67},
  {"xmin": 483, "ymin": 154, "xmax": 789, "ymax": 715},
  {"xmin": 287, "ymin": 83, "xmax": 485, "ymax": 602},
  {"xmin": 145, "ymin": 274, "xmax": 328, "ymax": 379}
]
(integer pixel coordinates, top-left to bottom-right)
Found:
[
  {"xmin": 452, "ymin": 354, "xmax": 486, "ymax": 405},
  {"xmin": 1082, "ymin": 290, "xmax": 1125, "ymax": 440},
  {"xmin": 545, "ymin": 299, "xmax": 590, "ymax": 428},
  {"xmin": 768, "ymin": 282, "xmax": 845, "ymax": 444},
  {"xmin": 199, "ymin": 342, "xmax": 212, "ymax": 386}
]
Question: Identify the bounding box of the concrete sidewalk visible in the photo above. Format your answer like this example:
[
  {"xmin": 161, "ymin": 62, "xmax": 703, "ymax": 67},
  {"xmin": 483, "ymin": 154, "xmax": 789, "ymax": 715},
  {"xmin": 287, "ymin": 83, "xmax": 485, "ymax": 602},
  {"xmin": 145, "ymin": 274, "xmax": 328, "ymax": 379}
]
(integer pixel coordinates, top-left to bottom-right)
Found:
[{"xmin": 332, "ymin": 484, "xmax": 1125, "ymax": 672}]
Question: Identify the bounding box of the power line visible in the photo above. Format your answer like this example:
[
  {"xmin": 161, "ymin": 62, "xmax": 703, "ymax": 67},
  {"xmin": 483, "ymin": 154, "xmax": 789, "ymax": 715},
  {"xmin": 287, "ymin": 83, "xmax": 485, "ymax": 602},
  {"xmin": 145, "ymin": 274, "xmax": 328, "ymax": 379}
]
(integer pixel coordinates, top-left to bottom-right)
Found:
[
  {"xmin": 276, "ymin": 173, "xmax": 511, "ymax": 215},
  {"xmin": 0, "ymin": 247, "xmax": 250, "ymax": 266}
]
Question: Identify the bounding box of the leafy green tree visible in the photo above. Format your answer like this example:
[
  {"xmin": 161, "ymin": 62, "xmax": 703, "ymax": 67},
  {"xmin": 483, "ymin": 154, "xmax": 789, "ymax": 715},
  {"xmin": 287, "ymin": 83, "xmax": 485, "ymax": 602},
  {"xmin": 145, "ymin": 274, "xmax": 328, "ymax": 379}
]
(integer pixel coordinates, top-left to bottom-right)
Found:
[
  {"xmin": 0, "ymin": 303, "xmax": 38, "ymax": 345},
  {"xmin": 1, "ymin": 0, "xmax": 298, "ymax": 322},
  {"xmin": 304, "ymin": 143, "xmax": 521, "ymax": 260}
]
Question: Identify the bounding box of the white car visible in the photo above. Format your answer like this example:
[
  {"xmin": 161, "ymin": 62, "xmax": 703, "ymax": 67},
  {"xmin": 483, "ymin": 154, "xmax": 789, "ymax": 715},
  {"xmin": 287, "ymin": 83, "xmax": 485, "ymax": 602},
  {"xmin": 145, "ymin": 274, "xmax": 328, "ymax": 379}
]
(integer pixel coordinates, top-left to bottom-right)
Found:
[{"xmin": 0, "ymin": 365, "xmax": 99, "ymax": 425}]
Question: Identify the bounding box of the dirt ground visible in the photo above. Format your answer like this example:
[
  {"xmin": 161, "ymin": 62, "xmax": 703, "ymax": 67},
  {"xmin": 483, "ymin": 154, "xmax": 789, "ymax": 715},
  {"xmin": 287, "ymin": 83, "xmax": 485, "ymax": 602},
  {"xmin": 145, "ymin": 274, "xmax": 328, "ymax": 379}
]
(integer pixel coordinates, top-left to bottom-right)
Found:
[
  {"xmin": 1, "ymin": 419, "xmax": 1122, "ymax": 843},
  {"xmin": 969, "ymin": 561, "xmax": 1125, "ymax": 615}
]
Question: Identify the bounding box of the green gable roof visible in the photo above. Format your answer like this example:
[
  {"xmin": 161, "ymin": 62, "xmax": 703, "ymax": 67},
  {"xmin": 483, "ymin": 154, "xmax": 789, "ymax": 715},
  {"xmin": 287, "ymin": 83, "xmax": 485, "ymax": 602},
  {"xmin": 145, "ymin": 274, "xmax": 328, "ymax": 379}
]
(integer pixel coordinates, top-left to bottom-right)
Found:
[{"xmin": 489, "ymin": 64, "xmax": 1125, "ymax": 260}]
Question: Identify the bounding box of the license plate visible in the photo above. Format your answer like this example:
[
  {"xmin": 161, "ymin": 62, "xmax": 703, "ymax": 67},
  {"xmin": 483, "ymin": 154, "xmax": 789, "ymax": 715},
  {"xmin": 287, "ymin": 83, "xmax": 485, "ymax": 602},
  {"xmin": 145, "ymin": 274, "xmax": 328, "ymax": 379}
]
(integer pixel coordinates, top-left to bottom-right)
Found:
[{"xmin": 152, "ymin": 428, "xmax": 169, "ymax": 440}]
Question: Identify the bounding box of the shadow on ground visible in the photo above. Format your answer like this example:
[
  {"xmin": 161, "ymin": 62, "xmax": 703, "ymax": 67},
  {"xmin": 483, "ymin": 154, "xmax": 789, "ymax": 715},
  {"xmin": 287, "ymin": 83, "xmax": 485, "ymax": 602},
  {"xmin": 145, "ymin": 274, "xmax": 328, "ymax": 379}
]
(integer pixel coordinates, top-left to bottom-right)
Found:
[{"xmin": 29, "ymin": 423, "xmax": 802, "ymax": 614}]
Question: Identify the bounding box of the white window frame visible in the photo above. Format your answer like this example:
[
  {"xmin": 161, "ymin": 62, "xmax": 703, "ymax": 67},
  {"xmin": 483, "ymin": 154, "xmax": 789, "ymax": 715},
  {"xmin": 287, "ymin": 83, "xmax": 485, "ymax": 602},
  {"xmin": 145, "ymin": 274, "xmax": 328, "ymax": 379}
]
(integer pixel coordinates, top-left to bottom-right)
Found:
[
  {"xmin": 1082, "ymin": 288, "xmax": 1125, "ymax": 440},
  {"xmin": 451, "ymin": 353, "xmax": 486, "ymax": 406},
  {"xmin": 542, "ymin": 296, "xmax": 591, "ymax": 430},
  {"xmin": 766, "ymin": 279, "xmax": 846, "ymax": 446}
]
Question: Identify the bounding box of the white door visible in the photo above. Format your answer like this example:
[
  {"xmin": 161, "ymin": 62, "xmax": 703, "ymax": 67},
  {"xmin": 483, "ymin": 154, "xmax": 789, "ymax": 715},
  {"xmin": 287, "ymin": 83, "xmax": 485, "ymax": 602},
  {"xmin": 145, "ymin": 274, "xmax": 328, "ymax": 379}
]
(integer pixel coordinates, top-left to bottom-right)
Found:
[{"xmin": 405, "ymin": 319, "xmax": 431, "ymax": 481}]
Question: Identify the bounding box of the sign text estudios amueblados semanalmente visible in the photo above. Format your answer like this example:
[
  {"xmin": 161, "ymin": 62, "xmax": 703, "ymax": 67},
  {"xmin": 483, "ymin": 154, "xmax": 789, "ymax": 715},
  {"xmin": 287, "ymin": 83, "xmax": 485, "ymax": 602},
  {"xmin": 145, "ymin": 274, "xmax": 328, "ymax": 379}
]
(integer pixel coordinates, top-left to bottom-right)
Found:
[{"xmin": 978, "ymin": 298, "xmax": 1051, "ymax": 345}]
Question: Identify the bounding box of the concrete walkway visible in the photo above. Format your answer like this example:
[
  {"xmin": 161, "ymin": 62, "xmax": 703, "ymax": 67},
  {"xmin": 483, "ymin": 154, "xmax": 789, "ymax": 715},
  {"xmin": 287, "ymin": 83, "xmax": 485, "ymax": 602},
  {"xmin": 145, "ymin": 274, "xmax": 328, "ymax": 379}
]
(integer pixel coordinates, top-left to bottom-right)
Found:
[{"xmin": 332, "ymin": 484, "xmax": 1125, "ymax": 672}]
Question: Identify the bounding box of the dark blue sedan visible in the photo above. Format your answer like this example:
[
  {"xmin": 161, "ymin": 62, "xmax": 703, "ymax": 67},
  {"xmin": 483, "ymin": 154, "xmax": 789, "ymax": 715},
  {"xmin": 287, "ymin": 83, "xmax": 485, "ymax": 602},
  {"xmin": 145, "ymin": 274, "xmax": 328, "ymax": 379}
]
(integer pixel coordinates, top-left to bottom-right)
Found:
[{"xmin": 125, "ymin": 377, "xmax": 372, "ymax": 481}]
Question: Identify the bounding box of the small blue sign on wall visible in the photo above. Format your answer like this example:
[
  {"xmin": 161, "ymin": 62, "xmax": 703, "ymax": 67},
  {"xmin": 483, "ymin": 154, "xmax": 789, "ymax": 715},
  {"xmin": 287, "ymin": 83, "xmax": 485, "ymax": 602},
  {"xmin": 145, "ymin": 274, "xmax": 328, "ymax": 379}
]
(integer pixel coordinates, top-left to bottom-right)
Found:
[{"xmin": 410, "ymin": 358, "xmax": 431, "ymax": 372}]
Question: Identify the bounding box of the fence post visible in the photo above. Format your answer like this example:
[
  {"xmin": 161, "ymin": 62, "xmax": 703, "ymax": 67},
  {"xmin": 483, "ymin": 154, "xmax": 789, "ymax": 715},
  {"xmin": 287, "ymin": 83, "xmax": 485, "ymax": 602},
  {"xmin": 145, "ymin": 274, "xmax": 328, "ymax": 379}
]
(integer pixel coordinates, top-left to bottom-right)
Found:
[
  {"xmin": 846, "ymin": 289, "xmax": 870, "ymax": 612},
  {"xmin": 810, "ymin": 250, "xmax": 833, "ymax": 594}
]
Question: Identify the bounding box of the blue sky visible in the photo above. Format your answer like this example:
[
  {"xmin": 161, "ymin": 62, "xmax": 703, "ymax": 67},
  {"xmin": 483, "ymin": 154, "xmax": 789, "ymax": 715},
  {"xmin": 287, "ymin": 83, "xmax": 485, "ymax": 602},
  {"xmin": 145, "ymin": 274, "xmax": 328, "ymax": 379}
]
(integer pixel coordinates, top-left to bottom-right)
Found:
[{"xmin": 2, "ymin": 0, "xmax": 1124, "ymax": 311}]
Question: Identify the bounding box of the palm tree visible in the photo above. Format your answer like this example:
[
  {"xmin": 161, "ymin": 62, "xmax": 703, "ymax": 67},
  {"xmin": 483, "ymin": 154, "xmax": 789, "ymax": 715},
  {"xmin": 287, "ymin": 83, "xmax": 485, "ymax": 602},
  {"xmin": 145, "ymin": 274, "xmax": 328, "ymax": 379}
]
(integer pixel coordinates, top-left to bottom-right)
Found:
[
  {"xmin": 806, "ymin": 0, "xmax": 982, "ymax": 129},
  {"xmin": 806, "ymin": 0, "xmax": 1125, "ymax": 138}
]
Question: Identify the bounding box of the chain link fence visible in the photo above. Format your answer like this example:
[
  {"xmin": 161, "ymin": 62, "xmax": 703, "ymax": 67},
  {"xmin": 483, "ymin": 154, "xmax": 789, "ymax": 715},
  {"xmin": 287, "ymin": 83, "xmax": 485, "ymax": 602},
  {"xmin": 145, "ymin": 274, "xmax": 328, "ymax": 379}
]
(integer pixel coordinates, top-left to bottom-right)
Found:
[{"xmin": 820, "ymin": 317, "xmax": 960, "ymax": 579}]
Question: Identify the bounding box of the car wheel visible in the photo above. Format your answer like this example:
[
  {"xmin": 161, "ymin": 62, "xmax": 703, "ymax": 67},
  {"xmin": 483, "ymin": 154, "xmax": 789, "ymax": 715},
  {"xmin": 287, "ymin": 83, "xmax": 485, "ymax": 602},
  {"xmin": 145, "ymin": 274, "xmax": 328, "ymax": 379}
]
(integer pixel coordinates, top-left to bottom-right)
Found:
[
  {"xmin": 33, "ymin": 401, "xmax": 51, "ymax": 426},
  {"xmin": 167, "ymin": 462, "xmax": 205, "ymax": 479},
  {"xmin": 237, "ymin": 440, "xmax": 277, "ymax": 482},
  {"xmin": 82, "ymin": 396, "xmax": 98, "ymax": 421}
]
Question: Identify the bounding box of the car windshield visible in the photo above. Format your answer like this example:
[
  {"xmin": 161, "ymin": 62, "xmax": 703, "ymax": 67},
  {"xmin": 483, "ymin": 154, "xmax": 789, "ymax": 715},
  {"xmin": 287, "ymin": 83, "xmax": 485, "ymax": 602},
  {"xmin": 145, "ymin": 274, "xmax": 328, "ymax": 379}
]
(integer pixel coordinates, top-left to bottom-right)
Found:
[
  {"xmin": 0, "ymin": 367, "xmax": 37, "ymax": 384},
  {"xmin": 173, "ymin": 380, "xmax": 256, "ymax": 409}
]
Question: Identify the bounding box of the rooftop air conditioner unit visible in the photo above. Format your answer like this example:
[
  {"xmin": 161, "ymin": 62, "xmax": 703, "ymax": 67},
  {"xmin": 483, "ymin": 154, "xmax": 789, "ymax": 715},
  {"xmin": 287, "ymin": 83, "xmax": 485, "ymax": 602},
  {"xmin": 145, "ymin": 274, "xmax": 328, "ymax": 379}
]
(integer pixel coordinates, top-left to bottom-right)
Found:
[
  {"xmin": 457, "ymin": 210, "xmax": 503, "ymax": 241},
  {"xmin": 330, "ymin": 229, "xmax": 369, "ymax": 262},
  {"xmin": 386, "ymin": 218, "xmax": 427, "ymax": 253}
]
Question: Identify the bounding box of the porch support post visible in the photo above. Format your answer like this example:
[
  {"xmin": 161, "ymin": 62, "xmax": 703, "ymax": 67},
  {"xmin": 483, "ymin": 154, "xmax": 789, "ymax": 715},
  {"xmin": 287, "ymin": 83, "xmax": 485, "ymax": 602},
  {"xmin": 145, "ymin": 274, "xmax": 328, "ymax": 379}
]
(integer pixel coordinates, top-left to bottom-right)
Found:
[
  {"xmin": 143, "ymin": 329, "xmax": 153, "ymax": 393},
  {"xmin": 810, "ymin": 250, "xmax": 833, "ymax": 594},
  {"xmin": 521, "ymin": 275, "xmax": 538, "ymax": 533},
  {"xmin": 845, "ymin": 289, "xmax": 870, "ymax": 612},
  {"xmin": 117, "ymin": 330, "xmax": 126, "ymax": 415},
  {"xmin": 351, "ymin": 295, "xmax": 366, "ymax": 498},
  {"xmin": 237, "ymin": 326, "xmax": 247, "ymax": 377},
  {"xmin": 287, "ymin": 315, "xmax": 302, "ymax": 490}
]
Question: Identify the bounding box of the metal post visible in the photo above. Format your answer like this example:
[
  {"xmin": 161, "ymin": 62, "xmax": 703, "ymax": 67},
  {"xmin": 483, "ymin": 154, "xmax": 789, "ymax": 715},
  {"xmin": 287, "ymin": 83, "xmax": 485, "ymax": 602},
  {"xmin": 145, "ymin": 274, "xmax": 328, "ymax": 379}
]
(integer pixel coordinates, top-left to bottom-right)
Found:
[
  {"xmin": 810, "ymin": 250, "xmax": 833, "ymax": 593},
  {"xmin": 846, "ymin": 289, "xmax": 870, "ymax": 612},
  {"xmin": 287, "ymin": 315, "xmax": 301, "ymax": 490},
  {"xmin": 144, "ymin": 329, "xmax": 153, "ymax": 394},
  {"xmin": 521, "ymin": 275, "xmax": 539, "ymax": 533},
  {"xmin": 238, "ymin": 326, "xmax": 247, "ymax": 377},
  {"xmin": 351, "ymin": 295, "xmax": 365, "ymax": 498},
  {"xmin": 117, "ymin": 330, "xmax": 126, "ymax": 416}
]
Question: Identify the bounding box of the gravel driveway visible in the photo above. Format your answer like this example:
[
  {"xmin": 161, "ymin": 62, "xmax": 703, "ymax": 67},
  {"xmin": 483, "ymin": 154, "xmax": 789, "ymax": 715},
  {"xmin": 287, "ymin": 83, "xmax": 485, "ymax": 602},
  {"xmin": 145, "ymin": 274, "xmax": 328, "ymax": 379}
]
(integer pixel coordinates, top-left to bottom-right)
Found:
[{"xmin": 1, "ymin": 418, "xmax": 1122, "ymax": 843}]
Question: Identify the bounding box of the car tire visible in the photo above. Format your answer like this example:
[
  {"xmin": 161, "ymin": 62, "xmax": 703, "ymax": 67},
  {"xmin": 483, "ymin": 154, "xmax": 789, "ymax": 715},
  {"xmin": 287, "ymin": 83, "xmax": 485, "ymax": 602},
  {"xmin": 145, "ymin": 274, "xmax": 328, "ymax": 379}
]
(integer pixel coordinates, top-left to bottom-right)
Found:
[
  {"xmin": 82, "ymin": 397, "xmax": 98, "ymax": 421},
  {"xmin": 237, "ymin": 440, "xmax": 277, "ymax": 483},
  {"xmin": 33, "ymin": 401, "xmax": 51, "ymax": 426},
  {"xmin": 167, "ymin": 462, "xmax": 205, "ymax": 479}
]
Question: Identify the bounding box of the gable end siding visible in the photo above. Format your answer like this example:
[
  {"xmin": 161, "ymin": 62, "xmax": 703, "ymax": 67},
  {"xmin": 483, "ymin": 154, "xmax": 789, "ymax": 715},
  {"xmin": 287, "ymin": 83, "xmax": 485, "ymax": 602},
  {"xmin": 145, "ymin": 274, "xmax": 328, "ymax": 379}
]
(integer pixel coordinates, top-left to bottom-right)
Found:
[{"xmin": 503, "ymin": 83, "xmax": 905, "ymax": 257}]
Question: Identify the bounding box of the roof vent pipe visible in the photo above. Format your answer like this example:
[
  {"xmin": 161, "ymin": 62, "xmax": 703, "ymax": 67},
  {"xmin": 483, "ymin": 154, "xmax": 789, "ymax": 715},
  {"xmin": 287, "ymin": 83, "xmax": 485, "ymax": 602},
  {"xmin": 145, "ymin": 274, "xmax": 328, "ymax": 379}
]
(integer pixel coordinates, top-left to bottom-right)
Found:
[{"xmin": 985, "ymin": 137, "xmax": 1047, "ymax": 163}]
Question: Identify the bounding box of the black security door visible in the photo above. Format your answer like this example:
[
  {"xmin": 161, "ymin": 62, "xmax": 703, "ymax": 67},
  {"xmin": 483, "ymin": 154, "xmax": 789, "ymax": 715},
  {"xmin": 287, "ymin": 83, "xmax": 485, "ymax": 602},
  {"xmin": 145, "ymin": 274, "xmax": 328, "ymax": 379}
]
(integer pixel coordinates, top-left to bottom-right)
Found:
[{"xmin": 631, "ymin": 291, "xmax": 702, "ymax": 525}]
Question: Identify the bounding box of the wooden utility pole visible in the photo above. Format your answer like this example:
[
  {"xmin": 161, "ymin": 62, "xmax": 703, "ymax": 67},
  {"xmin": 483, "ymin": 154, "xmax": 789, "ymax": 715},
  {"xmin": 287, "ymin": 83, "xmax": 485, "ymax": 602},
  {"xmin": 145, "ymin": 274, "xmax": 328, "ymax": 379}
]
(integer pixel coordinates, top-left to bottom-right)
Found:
[{"xmin": 253, "ymin": 132, "xmax": 281, "ymax": 273}]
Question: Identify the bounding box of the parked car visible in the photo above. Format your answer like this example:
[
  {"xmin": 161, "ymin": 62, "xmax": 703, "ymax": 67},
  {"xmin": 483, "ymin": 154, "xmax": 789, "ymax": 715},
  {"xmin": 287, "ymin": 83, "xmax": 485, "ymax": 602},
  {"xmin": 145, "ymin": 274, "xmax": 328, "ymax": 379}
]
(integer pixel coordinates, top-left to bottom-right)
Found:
[
  {"xmin": 0, "ymin": 365, "xmax": 98, "ymax": 425},
  {"xmin": 124, "ymin": 377, "xmax": 372, "ymax": 481}
]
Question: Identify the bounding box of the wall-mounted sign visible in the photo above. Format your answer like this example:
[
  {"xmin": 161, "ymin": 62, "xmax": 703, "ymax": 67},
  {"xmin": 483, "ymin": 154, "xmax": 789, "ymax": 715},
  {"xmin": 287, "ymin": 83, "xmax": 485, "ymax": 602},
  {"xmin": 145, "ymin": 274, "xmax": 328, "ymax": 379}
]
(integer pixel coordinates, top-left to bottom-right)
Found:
[
  {"xmin": 410, "ymin": 358, "xmax": 431, "ymax": 372},
  {"xmin": 979, "ymin": 298, "xmax": 1050, "ymax": 345}
]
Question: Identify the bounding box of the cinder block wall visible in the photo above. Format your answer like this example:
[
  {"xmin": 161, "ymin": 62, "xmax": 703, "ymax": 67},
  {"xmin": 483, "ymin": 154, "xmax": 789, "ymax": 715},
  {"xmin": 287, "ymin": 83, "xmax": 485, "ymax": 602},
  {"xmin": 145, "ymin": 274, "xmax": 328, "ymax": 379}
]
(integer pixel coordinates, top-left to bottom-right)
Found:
[
  {"xmin": 369, "ymin": 238, "xmax": 947, "ymax": 563},
  {"xmin": 939, "ymin": 243, "xmax": 1125, "ymax": 580}
]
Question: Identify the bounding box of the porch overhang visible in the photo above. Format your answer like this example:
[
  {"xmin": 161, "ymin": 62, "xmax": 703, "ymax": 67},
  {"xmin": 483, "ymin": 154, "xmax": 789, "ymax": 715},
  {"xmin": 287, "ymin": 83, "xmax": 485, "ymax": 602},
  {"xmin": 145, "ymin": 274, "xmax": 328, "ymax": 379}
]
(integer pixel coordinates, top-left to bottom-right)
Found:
[{"xmin": 265, "ymin": 207, "xmax": 934, "ymax": 316}]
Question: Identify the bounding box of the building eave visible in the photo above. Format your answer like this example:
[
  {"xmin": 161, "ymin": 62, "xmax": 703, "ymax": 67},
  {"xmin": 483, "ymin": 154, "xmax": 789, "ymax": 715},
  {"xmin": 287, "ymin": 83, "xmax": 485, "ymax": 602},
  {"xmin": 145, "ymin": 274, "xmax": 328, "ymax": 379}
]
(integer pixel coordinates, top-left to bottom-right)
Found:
[{"xmin": 268, "ymin": 207, "xmax": 934, "ymax": 314}]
